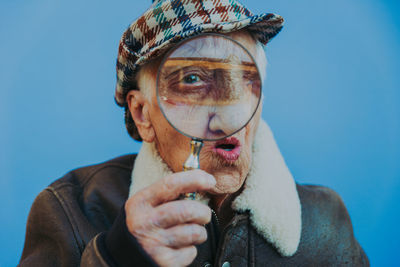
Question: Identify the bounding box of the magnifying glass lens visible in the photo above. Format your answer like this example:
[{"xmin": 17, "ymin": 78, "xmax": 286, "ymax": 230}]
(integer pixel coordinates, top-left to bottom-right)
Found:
[{"xmin": 157, "ymin": 34, "xmax": 261, "ymax": 141}]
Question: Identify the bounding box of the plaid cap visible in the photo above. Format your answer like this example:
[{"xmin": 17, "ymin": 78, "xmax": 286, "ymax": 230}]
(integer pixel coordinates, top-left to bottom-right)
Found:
[{"xmin": 115, "ymin": 0, "xmax": 284, "ymax": 107}]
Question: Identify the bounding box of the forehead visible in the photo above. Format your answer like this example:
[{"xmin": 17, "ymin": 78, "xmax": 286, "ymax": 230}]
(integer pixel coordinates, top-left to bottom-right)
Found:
[{"xmin": 169, "ymin": 33, "xmax": 255, "ymax": 62}]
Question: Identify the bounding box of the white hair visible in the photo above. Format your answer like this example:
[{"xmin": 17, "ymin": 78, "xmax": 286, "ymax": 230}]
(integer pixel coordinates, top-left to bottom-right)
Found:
[
  {"xmin": 137, "ymin": 33, "xmax": 267, "ymax": 101},
  {"xmin": 255, "ymin": 40, "xmax": 267, "ymax": 82}
]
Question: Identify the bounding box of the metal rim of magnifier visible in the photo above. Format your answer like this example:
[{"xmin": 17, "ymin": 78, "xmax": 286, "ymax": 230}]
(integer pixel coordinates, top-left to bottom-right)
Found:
[{"xmin": 156, "ymin": 33, "xmax": 263, "ymax": 142}]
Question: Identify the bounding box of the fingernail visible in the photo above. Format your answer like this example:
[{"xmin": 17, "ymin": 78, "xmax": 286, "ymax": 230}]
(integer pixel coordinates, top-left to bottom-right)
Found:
[{"xmin": 208, "ymin": 174, "xmax": 216, "ymax": 186}]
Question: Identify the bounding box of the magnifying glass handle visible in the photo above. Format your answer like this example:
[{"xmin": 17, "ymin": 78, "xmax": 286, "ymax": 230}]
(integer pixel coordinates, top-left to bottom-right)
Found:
[{"xmin": 183, "ymin": 139, "xmax": 203, "ymax": 200}]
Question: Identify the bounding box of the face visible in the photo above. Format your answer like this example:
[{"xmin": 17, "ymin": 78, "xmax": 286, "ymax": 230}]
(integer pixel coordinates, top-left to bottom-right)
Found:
[{"xmin": 129, "ymin": 31, "xmax": 263, "ymax": 197}]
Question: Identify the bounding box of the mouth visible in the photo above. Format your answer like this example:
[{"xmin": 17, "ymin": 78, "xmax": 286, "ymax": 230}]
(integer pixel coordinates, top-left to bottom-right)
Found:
[{"xmin": 213, "ymin": 137, "xmax": 241, "ymax": 161}]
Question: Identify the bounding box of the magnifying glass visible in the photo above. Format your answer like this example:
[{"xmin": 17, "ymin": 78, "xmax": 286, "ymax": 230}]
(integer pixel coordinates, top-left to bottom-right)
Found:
[{"xmin": 156, "ymin": 33, "xmax": 262, "ymax": 200}]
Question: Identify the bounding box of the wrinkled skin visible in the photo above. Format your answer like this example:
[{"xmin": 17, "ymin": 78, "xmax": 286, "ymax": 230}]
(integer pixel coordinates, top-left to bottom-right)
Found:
[
  {"xmin": 125, "ymin": 30, "xmax": 262, "ymax": 267},
  {"xmin": 125, "ymin": 170, "xmax": 215, "ymax": 267}
]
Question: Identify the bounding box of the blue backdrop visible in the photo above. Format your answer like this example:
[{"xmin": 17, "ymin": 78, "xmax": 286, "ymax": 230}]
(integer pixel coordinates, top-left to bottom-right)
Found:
[{"xmin": 1, "ymin": 0, "xmax": 399, "ymax": 266}]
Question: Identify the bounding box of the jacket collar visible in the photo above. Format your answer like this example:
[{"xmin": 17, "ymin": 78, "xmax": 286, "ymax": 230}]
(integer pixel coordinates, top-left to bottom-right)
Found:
[{"xmin": 129, "ymin": 119, "xmax": 301, "ymax": 257}]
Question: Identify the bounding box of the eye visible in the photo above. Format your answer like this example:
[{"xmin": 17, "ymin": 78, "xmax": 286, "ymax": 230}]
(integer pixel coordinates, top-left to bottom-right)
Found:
[{"xmin": 183, "ymin": 74, "xmax": 200, "ymax": 84}]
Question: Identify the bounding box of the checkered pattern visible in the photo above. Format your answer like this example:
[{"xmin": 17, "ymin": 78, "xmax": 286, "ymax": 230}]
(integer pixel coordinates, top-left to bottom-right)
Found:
[{"xmin": 115, "ymin": 0, "xmax": 284, "ymax": 107}]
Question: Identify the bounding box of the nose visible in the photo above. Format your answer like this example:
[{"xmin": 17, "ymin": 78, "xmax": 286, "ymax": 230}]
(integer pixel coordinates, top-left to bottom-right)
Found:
[
  {"xmin": 207, "ymin": 102, "xmax": 252, "ymax": 138},
  {"xmin": 207, "ymin": 112, "xmax": 230, "ymax": 138}
]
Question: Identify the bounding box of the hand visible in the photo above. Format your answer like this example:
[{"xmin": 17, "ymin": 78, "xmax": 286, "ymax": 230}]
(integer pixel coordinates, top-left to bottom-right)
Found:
[{"xmin": 125, "ymin": 169, "xmax": 216, "ymax": 267}]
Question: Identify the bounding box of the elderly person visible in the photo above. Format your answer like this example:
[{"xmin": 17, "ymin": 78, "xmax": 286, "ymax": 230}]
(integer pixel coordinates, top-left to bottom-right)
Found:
[{"xmin": 19, "ymin": 0, "xmax": 369, "ymax": 266}]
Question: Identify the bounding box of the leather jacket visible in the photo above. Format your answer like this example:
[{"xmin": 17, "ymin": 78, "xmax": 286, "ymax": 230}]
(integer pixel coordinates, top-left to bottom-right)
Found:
[{"xmin": 19, "ymin": 154, "xmax": 369, "ymax": 266}]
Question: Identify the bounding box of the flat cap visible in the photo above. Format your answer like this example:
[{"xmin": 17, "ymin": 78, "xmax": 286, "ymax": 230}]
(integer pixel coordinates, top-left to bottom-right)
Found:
[{"xmin": 115, "ymin": 0, "xmax": 284, "ymax": 107}]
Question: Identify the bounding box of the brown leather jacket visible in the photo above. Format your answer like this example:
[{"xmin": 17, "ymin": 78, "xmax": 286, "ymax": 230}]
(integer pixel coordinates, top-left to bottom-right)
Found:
[{"xmin": 19, "ymin": 154, "xmax": 369, "ymax": 266}]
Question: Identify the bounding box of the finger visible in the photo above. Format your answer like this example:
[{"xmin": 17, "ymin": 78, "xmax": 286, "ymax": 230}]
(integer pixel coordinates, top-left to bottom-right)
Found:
[
  {"xmin": 138, "ymin": 169, "xmax": 216, "ymax": 206},
  {"xmin": 156, "ymin": 246, "xmax": 197, "ymax": 267},
  {"xmin": 153, "ymin": 200, "xmax": 211, "ymax": 228},
  {"xmin": 161, "ymin": 224, "xmax": 207, "ymax": 248},
  {"xmin": 172, "ymin": 246, "xmax": 198, "ymax": 267}
]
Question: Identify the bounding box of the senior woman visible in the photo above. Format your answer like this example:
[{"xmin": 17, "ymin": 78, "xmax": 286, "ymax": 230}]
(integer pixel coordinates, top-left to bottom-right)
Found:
[{"xmin": 19, "ymin": 0, "xmax": 369, "ymax": 266}]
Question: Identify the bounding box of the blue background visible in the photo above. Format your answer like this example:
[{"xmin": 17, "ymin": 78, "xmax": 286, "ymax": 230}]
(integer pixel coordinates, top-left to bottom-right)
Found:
[{"xmin": 1, "ymin": 0, "xmax": 399, "ymax": 266}]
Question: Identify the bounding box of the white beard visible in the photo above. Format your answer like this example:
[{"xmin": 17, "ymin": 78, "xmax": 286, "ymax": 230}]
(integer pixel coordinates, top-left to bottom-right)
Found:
[{"xmin": 129, "ymin": 119, "xmax": 301, "ymax": 257}]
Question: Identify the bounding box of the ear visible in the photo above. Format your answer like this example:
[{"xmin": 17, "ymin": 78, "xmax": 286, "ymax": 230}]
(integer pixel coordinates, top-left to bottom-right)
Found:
[{"xmin": 126, "ymin": 90, "xmax": 155, "ymax": 142}]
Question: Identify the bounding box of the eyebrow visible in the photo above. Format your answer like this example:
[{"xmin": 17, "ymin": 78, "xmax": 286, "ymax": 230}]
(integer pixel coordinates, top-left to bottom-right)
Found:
[{"xmin": 163, "ymin": 57, "xmax": 257, "ymax": 73}]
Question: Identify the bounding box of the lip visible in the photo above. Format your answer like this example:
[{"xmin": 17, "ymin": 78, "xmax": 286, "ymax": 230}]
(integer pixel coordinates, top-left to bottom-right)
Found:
[{"xmin": 213, "ymin": 137, "xmax": 241, "ymax": 162}]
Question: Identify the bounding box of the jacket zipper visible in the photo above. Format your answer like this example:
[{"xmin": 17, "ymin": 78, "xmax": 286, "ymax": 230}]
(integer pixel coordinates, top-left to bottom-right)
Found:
[{"xmin": 211, "ymin": 209, "xmax": 220, "ymax": 228}]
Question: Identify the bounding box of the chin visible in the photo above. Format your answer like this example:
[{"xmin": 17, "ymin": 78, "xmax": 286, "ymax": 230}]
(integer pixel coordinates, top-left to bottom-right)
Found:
[
  {"xmin": 200, "ymin": 147, "xmax": 251, "ymax": 195},
  {"xmin": 209, "ymin": 175, "xmax": 243, "ymax": 195}
]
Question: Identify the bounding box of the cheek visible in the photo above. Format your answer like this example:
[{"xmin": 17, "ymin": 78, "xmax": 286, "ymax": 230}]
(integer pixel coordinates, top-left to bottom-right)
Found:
[
  {"xmin": 236, "ymin": 109, "xmax": 262, "ymax": 178},
  {"xmin": 150, "ymin": 105, "xmax": 191, "ymax": 172}
]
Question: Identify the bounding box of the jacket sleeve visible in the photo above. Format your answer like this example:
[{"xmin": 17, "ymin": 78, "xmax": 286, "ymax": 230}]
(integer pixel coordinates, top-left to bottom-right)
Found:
[
  {"xmin": 19, "ymin": 188, "xmax": 83, "ymax": 266},
  {"xmin": 19, "ymin": 188, "xmax": 158, "ymax": 267},
  {"xmin": 325, "ymin": 187, "xmax": 370, "ymax": 266},
  {"xmin": 81, "ymin": 207, "xmax": 159, "ymax": 267},
  {"xmin": 301, "ymin": 185, "xmax": 370, "ymax": 266}
]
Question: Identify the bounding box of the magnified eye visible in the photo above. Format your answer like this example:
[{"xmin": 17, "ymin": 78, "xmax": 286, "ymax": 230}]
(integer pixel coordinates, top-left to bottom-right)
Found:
[{"xmin": 183, "ymin": 74, "xmax": 200, "ymax": 84}]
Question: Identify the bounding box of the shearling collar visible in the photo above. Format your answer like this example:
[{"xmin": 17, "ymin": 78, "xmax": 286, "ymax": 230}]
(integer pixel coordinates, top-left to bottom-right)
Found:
[{"xmin": 129, "ymin": 119, "xmax": 301, "ymax": 257}]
